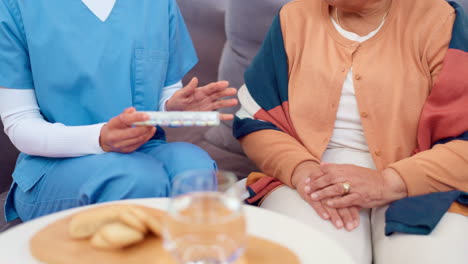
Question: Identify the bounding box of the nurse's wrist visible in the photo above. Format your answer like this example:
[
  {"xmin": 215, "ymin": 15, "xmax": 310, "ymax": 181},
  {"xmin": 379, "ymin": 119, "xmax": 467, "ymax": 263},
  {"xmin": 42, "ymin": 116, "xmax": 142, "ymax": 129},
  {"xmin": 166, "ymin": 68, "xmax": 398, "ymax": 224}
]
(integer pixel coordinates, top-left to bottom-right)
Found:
[
  {"xmin": 99, "ymin": 124, "xmax": 112, "ymax": 152},
  {"xmin": 93, "ymin": 123, "xmax": 107, "ymax": 154}
]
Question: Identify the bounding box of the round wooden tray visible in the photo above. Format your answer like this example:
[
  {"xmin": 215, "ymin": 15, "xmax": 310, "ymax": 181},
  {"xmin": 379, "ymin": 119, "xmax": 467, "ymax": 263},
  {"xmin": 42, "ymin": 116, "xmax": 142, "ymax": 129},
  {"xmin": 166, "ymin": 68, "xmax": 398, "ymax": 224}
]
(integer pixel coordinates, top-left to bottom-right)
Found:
[{"xmin": 30, "ymin": 204, "xmax": 299, "ymax": 264}]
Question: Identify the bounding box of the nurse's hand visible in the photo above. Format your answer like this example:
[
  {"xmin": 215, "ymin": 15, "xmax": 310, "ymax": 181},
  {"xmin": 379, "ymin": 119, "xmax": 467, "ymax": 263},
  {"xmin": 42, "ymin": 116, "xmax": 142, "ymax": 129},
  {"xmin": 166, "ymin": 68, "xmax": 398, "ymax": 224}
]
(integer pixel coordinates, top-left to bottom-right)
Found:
[
  {"xmin": 293, "ymin": 161, "xmax": 360, "ymax": 231},
  {"xmin": 165, "ymin": 77, "xmax": 238, "ymax": 120},
  {"xmin": 99, "ymin": 107, "xmax": 156, "ymax": 153}
]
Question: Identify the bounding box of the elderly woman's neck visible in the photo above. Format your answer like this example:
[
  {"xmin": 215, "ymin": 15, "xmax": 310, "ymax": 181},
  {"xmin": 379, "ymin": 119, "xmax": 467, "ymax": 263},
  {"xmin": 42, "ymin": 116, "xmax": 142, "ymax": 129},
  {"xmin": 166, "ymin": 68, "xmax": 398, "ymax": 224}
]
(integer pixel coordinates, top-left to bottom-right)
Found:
[
  {"xmin": 340, "ymin": 0, "xmax": 392, "ymax": 17},
  {"xmin": 331, "ymin": 0, "xmax": 392, "ymax": 36}
]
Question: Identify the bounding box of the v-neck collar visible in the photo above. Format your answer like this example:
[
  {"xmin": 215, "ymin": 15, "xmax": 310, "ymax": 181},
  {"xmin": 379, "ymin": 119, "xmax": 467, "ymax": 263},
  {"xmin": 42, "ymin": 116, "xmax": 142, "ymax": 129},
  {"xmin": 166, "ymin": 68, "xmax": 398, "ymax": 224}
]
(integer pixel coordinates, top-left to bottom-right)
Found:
[{"xmin": 81, "ymin": 0, "xmax": 118, "ymax": 22}]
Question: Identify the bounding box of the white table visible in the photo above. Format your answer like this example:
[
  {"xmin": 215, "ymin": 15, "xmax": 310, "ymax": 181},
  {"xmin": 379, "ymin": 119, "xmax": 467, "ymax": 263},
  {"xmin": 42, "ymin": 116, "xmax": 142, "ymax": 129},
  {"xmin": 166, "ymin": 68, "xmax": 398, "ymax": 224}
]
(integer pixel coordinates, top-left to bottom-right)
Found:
[{"xmin": 0, "ymin": 198, "xmax": 355, "ymax": 264}]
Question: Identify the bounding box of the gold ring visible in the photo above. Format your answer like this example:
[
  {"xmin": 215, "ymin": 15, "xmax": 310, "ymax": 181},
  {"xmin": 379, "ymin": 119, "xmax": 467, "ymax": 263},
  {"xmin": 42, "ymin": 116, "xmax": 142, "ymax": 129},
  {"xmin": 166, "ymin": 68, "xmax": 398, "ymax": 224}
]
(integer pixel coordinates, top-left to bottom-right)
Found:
[{"xmin": 342, "ymin": 182, "xmax": 351, "ymax": 195}]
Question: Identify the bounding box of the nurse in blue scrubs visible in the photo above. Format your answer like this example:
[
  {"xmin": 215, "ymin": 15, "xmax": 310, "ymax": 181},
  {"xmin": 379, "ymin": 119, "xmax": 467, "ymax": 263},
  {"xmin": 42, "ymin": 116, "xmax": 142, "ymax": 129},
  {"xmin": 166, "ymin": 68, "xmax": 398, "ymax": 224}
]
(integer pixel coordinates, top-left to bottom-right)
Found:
[{"xmin": 0, "ymin": 0, "xmax": 237, "ymax": 221}]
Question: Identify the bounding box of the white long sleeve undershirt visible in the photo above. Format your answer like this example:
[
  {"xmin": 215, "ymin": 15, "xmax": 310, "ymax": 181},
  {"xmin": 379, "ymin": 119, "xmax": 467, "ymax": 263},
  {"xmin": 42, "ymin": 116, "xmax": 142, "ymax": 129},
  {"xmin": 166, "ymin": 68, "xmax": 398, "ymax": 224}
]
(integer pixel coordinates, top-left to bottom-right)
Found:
[{"xmin": 0, "ymin": 81, "xmax": 182, "ymax": 157}]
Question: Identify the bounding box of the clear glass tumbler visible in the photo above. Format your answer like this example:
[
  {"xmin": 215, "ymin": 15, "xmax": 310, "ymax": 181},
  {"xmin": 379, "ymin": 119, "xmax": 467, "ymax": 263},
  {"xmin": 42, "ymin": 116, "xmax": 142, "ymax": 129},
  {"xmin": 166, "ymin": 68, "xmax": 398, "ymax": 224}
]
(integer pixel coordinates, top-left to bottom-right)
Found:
[{"xmin": 163, "ymin": 170, "xmax": 247, "ymax": 264}]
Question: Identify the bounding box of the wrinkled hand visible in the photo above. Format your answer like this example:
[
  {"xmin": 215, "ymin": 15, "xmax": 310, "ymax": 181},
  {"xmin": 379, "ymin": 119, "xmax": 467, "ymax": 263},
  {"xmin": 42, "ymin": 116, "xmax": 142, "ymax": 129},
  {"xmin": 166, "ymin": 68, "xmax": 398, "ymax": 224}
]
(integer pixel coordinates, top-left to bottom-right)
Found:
[
  {"xmin": 306, "ymin": 163, "xmax": 408, "ymax": 209},
  {"xmin": 292, "ymin": 161, "xmax": 360, "ymax": 231},
  {"xmin": 165, "ymin": 77, "xmax": 238, "ymax": 120},
  {"xmin": 99, "ymin": 107, "xmax": 156, "ymax": 153}
]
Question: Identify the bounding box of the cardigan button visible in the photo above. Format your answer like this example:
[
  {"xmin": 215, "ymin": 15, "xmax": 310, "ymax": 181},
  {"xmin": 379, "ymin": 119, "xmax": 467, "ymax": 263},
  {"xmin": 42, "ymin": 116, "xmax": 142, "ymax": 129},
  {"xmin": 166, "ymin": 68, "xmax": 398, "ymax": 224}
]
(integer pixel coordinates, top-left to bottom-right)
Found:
[
  {"xmin": 375, "ymin": 150, "xmax": 382, "ymax": 156},
  {"xmin": 360, "ymin": 112, "xmax": 369, "ymax": 118},
  {"xmin": 355, "ymin": 74, "xmax": 362, "ymax": 80}
]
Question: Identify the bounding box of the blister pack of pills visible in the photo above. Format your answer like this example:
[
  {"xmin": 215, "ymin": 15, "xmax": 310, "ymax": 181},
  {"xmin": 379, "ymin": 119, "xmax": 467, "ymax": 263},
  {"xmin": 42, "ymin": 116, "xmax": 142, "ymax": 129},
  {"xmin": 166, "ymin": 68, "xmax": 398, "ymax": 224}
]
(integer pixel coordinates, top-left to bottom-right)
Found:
[{"xmin": 133, "ymin": 111, "xmax": 220, "ymax": 127}]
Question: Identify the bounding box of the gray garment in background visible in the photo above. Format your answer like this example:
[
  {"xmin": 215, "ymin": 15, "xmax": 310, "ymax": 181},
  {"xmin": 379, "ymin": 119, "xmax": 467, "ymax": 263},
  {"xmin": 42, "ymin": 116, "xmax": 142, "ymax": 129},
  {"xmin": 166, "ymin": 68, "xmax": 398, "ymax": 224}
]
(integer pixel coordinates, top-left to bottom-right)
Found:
[
  {"xmin": 459, "ymin": 0, "xmax": 468, "ymax": 10},
  {"xmin": 177, "ymin": 0, "xmax": 228, "ymax": 86},
  {"xmin": 205, "ymin": 0, "xmax": 292, "ymax": 153},
  {"xmin": 218, "ymin": 0, "xmax": 293, "ymax": 115}
]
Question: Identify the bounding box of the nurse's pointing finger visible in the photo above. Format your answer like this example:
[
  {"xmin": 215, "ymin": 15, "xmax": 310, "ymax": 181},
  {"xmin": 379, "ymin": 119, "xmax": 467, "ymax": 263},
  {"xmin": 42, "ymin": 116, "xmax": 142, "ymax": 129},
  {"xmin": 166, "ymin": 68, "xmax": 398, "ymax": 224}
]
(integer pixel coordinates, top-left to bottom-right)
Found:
[
  {"xmin": 123, "ymin": 107, "xmax": 136, "ymax": 114},
  {"xmin": 208, "ymin": 88, "xmax": 237, "ymax": 101},
  {"xmin": 202, "ymin": 81, "xmax": 229, "ymax": 95},
  {"xmin": 106, "ymin": 107, "xmax": 144, "ymax": 129},
  {"xmin": 219, "ymin": 113, "xmax": 235, "ymax": 121},
  {"xmin": 119, "ymin": 112, "xmax": 150, "ymax": 127}
]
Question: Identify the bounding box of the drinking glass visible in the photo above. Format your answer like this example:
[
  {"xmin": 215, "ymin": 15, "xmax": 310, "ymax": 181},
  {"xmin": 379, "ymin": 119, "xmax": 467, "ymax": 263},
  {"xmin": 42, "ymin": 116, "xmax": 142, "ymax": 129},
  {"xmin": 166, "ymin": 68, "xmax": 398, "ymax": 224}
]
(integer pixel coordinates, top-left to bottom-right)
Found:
[{"xmin": 163, "ymin": 170, "xmax": 247, "ymax": 264}]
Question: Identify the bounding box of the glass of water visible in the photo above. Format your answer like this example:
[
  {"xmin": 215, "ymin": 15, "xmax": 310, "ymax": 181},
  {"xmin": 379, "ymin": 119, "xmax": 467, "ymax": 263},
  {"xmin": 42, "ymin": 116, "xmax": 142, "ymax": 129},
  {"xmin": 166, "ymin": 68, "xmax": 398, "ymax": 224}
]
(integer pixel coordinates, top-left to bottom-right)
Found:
[{"xmin": 163, "ymin": 170, "xmax": 247, "ymax": 264}]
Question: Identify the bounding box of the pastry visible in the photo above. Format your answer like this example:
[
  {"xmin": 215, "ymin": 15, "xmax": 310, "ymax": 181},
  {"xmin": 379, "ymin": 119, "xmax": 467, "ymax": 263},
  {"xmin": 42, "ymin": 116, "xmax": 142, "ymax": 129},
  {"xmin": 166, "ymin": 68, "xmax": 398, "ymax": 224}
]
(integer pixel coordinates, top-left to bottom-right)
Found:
[
  {"xmin": 94, "ymin": 222, "xmax": 145, "ymax": 249},
  {"xmin": 69, "ymin": 206, "xmax": 121, "ymax": 239}
]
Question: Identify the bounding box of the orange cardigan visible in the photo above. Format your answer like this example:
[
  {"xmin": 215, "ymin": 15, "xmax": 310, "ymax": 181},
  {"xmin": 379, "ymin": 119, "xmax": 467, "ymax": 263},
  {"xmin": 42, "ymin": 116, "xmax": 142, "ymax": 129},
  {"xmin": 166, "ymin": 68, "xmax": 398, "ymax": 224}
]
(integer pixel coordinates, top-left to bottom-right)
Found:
[{"xmin": 239, "ymin": 0, "xmax": 468, "ymax": 215}]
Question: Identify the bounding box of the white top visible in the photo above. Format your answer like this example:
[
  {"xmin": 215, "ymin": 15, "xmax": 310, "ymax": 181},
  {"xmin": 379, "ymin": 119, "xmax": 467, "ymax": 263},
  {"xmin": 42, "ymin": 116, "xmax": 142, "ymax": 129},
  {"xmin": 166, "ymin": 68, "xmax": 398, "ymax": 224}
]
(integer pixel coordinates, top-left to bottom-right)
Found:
[
  {"xmin": 81, "ymin": 0, "xmax": 116, "ymax": 22},
  {"xmin": 326, "ymin": 18, "xmax": 384, "ymax": 153},
  {"xmin": 0, "ymin": 198, "xmax": 356, "ymax": 264}
]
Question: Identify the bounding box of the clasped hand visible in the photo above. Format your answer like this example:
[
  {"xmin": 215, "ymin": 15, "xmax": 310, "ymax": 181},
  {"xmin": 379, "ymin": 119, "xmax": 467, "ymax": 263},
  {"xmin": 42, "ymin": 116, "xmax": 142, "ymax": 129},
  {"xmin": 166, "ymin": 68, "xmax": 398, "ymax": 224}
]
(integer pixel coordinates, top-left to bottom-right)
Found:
[{"xmin": 294, "ymin": 162, "xmax": 407, "ymax": 232}]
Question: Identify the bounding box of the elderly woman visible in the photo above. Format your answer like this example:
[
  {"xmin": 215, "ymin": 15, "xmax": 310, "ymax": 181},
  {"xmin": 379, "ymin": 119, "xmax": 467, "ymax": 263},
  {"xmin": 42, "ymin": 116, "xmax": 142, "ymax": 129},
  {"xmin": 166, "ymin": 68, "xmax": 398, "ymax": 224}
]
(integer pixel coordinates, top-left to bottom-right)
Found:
[
  {"xmin": 234, "ymin": 0, "xmax": 468, "ymax": 263},
  {"xmin": 0, "ymin": 0, "xmax": 237, "ymax": 222}
]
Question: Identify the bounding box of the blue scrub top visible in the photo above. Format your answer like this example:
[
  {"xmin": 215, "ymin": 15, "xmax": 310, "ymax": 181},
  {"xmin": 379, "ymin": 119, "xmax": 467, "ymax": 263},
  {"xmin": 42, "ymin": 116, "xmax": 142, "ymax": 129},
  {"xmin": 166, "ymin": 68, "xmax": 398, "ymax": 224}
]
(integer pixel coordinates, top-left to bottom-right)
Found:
[{"xmin": 0, "ymin": 0, "xmax": 198, "ymax": 204}]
